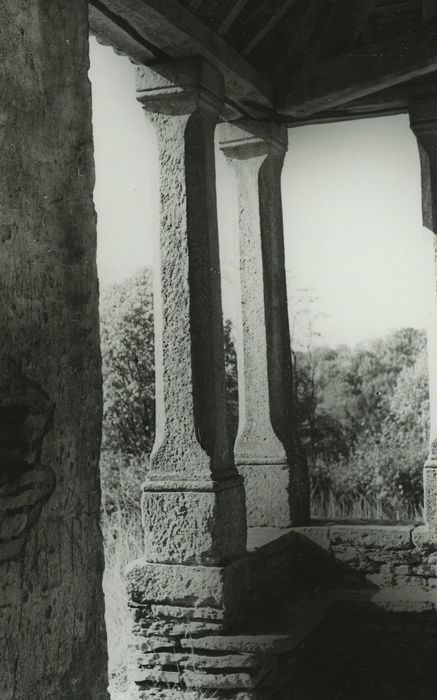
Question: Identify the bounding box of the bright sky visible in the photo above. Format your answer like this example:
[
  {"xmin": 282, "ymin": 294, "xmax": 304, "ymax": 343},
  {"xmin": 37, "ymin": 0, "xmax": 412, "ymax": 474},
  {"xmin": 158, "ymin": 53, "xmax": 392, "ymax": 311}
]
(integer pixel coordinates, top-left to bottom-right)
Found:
[{"xmin": 89, "ymin": 37, "xmax": 435, "ymax": 349}]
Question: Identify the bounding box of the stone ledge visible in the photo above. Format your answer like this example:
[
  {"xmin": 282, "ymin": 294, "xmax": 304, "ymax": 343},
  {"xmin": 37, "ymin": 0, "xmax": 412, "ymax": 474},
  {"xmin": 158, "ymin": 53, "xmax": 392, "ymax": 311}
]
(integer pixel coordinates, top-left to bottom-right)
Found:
[
  {"xmin": 311, "ymin": 585, "xmax": 437, "ymax": 612},
  {"xmin": 134, "ymin": 651, "xmax": 259, "ymax": 669},
  {"xmin": 179, "ymin": 632, "xmax": 315, "ymax": 655},
  {"xmin": 248, "ymin": 521, "xmax": 427, "ymax": 555},
  {"xmin": 329, "ymin": 523, "xmax": 414, "ymax": 550},
  {"xmin": 246, "ymin": 527, "xmax": 293, "ymax": 553},
  {"xmin": 126, "ymin": 558, "xmax": 249, "ymax": 610}
]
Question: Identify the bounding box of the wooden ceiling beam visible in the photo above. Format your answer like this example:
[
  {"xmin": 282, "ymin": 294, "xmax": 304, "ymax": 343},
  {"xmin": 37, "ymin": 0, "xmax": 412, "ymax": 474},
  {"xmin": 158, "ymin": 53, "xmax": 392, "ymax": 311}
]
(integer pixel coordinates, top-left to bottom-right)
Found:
[
  {"xmin": 285, "ymin": 85, "xmax": 409, "ymax": 126},
  {"xmin": 286, "ymin": 104, "xmax": 406, "ymax": 127},
  {"xmin": 88, "ymin": 0, "xmax": 272, "ymax": 113},
  {"xmin": 278, "ymin": 30, "xmax": 437, "ymax": 117},
  {"xmin": 283, "ymin": 73, "xmax": 437, "ymax": 126}
]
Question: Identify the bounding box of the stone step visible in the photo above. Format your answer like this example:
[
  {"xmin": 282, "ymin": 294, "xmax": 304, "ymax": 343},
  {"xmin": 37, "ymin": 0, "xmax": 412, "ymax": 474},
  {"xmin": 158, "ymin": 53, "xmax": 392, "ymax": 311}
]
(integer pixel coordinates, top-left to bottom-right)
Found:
[
  {"xmin": 132, "ymin": 650, "xmax": 259, "ymax": 669},
  {"xmin": 129, "ymin": 662, "xmax": 267, "ymax": 690}
]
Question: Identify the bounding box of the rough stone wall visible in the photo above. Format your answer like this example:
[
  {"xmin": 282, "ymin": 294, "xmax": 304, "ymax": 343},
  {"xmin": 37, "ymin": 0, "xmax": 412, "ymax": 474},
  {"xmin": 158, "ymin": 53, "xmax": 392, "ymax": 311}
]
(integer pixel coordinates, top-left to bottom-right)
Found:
[
  {"xmin": 0, "ymin": 3, "xmax": 108, "ymax": 699},
  {"xmin": 248, "ymin": 523, "xmax": 437, "ymax": 610},
  {"xmin": 296, "ymin": 523, "xmax": 437, "ymax": 608}
]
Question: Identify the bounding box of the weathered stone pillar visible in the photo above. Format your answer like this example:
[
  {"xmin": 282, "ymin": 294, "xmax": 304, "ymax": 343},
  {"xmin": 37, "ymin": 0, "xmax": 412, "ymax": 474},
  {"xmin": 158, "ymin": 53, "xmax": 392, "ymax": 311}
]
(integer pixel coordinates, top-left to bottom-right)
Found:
[
  {"xmin": 126, "ymin": 59, "xmax": 248, "ymax": 694},
  {"xmin": 410, "ymin": 97, "xmax": 437, "ymax": 530},
  {"xmin": 0, "ymin": 2, "xmax": 108, "ymax": 699},
  {"xmin": 219, "ymin": 121, "xmax": 309, "ymax": 528}
]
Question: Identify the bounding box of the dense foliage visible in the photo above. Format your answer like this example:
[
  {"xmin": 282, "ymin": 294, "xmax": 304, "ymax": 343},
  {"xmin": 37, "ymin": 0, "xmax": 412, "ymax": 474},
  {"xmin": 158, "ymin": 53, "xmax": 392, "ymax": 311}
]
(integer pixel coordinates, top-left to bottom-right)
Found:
[
  {"xmin": 100, "ymin": 269, "xmax": 429, "ymax": 519},
  {"xmin": 295, "ymin": 329, "xmax": 428, "ymax": 515},
  {"xmin": 100, "ymin": 268, "xmax": 155, "ymax": 457}
]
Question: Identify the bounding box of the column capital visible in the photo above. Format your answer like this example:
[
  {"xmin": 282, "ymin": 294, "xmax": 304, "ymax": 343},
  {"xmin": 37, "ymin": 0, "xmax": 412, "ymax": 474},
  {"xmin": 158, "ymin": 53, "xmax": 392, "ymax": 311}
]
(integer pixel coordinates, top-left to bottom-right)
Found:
[
  {"xmin": 218, "ymin": 119, "xmax": 288, "ymax": 159},
  {"xmin": 136, "ymin": 57, "xmax": 224, "ymax": 115},
  {"xmin": 409, "ymin": 95, "xmax": 437, "ymax": 146},
  {"xmin": 409, "ymin": 95, "xmax": 437, "ymax": 232}
]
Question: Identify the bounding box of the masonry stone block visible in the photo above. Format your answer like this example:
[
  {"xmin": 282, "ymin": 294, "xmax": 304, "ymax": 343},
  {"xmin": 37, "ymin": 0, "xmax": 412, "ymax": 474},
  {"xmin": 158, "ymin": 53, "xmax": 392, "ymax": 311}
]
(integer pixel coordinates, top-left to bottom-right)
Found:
[
  {"xmin": 330, "ymin": 523, "xmax": 414, "ymax": 549},
  {"xmin": 142, "ymin": 480, "xmax": 246, "ymax": 564},
  {"xmin": 126, "ymin": 558, "xmax": 249, "ymax": 619},
  {"xmin": 239, "ymin": 464, "xmax": 291, "ymax": 528}
]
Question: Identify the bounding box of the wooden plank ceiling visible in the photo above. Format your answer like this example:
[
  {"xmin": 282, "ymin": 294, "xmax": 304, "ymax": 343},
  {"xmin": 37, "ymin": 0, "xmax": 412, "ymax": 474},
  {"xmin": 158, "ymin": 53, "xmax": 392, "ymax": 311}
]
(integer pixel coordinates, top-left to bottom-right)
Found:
[{"xmin": 89, "ymin": 0, "xmax": 437, "ymax": 125}]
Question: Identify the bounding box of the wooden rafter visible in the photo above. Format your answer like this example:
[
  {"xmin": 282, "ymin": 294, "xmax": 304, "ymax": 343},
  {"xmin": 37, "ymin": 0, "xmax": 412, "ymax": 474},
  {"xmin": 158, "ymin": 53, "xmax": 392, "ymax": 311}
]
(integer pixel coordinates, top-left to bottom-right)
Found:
[
  {"xmin": 218, "ymin": 0, "xmax": 251, "ymax": 36},
  {"xmin": 277, "ymin": 30, "xmax": 437, "ymax": 117},
  {"xmin": 242, "ymin": 0, "xmax": 298, "ymax": 56},
  {"xmin": 88, "ymin": 0, "xmax": 272, "ymax": 114},
  {"xmin": 89, "ymin": 0, "xmax": 166, "ymax": 63}
]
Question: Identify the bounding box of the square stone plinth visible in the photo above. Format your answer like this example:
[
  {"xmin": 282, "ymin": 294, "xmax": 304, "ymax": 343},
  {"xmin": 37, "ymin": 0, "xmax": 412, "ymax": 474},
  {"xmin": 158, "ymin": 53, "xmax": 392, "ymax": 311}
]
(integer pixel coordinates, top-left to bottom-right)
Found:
[
  {"xmin": 424, "ymin": 465, "xmax": 437, "ymax": 529},
  {"xmin": 238, "ymin": 463, "xmax": 291, "ymax": 528},
  {"xmin": 126, "ymin": 558, "xmax": 250, "ymax": 626},
  {"xmin": 141, "ymin": 481, "xmax": 246, "ymax": 565}
]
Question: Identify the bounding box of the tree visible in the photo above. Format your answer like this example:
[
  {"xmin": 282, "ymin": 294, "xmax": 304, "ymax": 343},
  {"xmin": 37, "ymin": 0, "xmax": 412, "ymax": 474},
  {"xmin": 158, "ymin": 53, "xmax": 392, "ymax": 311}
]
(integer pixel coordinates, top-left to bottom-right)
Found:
[
  {"xmin": 292, "ymin": 326, "xmax": 428, "ymax": 512},
  {"xmin": 100, "ymin": 268, "xmax": 239, "ymax": 459},
  {"xmin": 100, "ymin": 268, "xmax": 155, "ymax": 457}
]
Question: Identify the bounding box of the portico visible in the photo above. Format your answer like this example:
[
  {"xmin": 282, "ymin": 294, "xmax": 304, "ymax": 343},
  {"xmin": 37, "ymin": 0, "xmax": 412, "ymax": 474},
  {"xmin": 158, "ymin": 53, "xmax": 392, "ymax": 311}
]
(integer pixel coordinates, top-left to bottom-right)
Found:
[{"xmin": 3, "ymin": 1, "xmax": 437, "ymax": 698}]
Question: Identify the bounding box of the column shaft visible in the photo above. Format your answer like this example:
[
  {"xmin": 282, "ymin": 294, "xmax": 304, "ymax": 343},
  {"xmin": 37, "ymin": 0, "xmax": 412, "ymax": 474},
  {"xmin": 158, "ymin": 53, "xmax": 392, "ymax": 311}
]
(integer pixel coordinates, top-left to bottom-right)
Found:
[
  {"xmin": 136, "ymin": 59, "xmax": 246, "ymax": 566},
  {"xmin": 0, "ymin": 3, "xmax": 108, "ymax": 698},
  {"xmin": 410, "ymin": 96, "xmax": 437, "ymax": 529},
  {"xmin": 219, "ymin": 120, "xmax": 309, "ymax": 527}
]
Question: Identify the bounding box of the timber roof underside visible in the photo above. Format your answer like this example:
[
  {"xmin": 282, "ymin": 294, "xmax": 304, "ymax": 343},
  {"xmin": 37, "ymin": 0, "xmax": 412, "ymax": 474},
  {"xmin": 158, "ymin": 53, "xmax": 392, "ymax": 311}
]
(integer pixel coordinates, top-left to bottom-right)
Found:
[{"xmin": 89, "ymin": 0, "xmax": 437, "ymax": 125}]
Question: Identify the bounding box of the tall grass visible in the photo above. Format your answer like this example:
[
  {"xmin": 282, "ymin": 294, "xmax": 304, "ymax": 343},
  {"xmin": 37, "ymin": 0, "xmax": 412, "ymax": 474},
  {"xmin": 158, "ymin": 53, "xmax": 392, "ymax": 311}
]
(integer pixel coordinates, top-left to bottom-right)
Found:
[
  {"xmin": 102, "ymin": 507, "xmax": 143, "ymax": 698},
  {"xmin": 311, "ymin": 491, "xmax": 423, "ymax": 522}
]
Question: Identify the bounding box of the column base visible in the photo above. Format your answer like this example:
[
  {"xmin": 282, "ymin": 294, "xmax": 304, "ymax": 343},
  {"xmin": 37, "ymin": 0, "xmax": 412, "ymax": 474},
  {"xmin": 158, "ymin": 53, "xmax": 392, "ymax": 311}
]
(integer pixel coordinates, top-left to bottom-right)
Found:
[
  {"xmin": 237, "ymin": 462, "xmax": 291, "ymax": 528},
  {"xmin": 141, "ymin": 475, "xmax": 246, "ymax": 565},
  {"xmin": 125, "ymin": 558, "xmax": 252, "ymax": 692}
]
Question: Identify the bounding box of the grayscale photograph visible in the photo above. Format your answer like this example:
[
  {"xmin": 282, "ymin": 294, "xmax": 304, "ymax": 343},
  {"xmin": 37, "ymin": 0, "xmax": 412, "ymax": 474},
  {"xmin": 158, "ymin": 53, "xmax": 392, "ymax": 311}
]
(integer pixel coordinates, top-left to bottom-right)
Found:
[{"xmin": 2, "ymin": 2, "xmax": 437, "ymax": 699}]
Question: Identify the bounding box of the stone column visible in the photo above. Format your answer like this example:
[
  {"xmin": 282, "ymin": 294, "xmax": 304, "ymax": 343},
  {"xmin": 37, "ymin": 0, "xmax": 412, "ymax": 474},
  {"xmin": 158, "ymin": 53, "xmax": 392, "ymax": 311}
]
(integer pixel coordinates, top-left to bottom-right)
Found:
[
  {"xmin": 410, "ymin": 97, "xmax": 437, "ymax": 530},
  {"xmin": 0, "ymin": 3, "xmax": 108, "ymax": 699},
  {"xmin": 219, "ymin": 121, "xmax": 309, "ymax": 528},
  {"xmin": 126, "ymin": 59, "xmax": 248, "ymax": 694}
]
